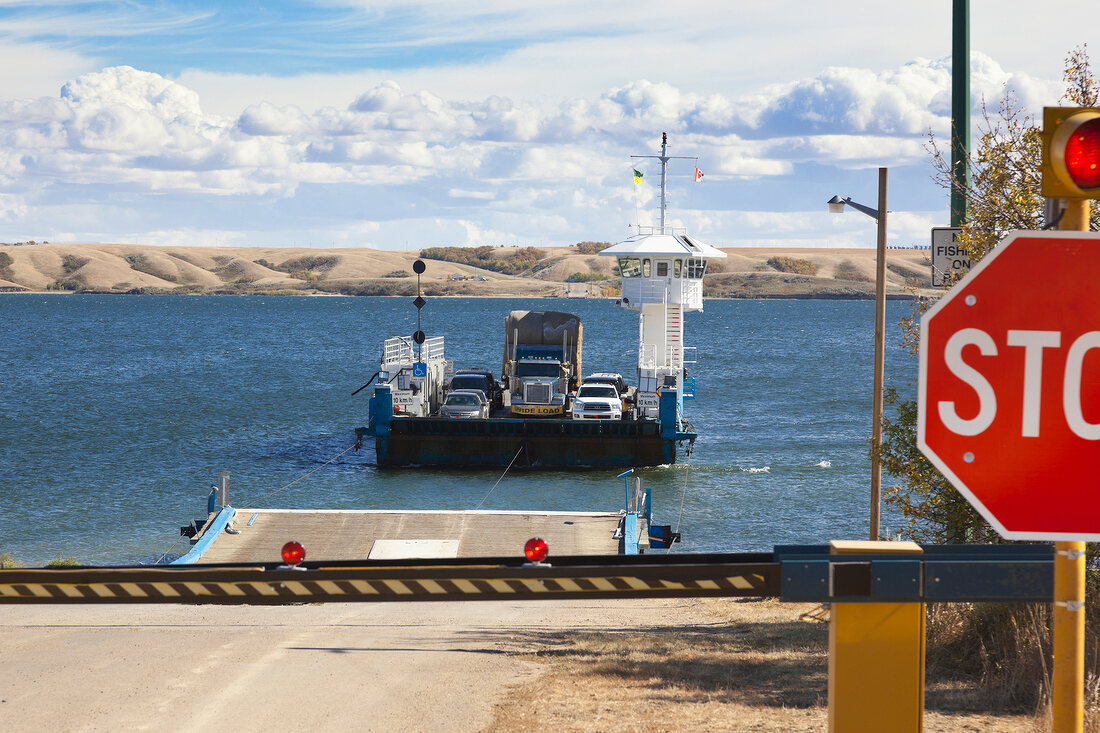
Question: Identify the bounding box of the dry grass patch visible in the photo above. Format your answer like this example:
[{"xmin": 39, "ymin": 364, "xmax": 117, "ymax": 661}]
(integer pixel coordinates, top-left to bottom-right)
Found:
[{"xmin": 488, "ymin": 598, "xmax": 1044, "ymax": 732}]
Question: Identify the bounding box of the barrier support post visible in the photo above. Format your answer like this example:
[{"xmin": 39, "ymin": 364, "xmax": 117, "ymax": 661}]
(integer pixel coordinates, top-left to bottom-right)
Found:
[{"xmin": 828, "ymin": 540, "xmax": 924, "ymax": 732}]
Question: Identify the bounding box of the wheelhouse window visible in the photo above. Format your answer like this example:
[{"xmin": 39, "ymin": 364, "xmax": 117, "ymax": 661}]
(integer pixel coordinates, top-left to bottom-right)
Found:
[
  {"xmin": 642, "ymin": 258, "xmax": 651, "ymax": 277},
  {"xmin": 685, "ymin": 258, "xmax": 707, "ymax": 279},
  {"xmin": 656, "ymin": 261, "xmax": 668, "ymax": 277},
  {"xmin": 618, "ymin": 257, "xmax": 641, "ymax": 278},
  {"xmin": 673, "ymin": 259, "xmax": 682, "ymax": 278}
]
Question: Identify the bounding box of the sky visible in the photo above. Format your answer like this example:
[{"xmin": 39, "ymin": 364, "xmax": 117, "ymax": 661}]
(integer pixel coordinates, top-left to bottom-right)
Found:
[{"xmin": 0, "ymin": 1, "xmax": 1095, "ymax": 250}]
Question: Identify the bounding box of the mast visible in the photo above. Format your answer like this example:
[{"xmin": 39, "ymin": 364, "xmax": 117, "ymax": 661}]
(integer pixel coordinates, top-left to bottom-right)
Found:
[{"xmin": 632, "ymin": 132, "xmax": 696, "ymax": 233}]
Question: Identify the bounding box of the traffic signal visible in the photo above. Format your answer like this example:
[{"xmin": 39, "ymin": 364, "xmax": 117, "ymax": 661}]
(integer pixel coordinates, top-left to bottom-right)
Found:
[{"xmin": 1042, "ymin": 107, "xmax": 1100, "ymax": 198}]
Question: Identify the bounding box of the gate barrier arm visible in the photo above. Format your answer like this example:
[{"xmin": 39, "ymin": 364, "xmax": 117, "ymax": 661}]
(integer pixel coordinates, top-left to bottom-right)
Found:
[{"xmin": 0, "ymin": 544, "xmax": 1054, "ymax": 605}]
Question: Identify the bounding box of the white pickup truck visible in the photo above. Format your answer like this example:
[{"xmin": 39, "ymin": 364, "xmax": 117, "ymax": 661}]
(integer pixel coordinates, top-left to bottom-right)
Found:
[{"xmin": 571, "ymin": 383, "xmax": 623, "ymax": 420}]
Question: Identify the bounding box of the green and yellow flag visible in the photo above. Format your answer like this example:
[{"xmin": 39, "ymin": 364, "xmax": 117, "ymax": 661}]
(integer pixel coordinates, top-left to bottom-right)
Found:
[{"xmin": 633, "ymin": 168, "xmax": 643, "ymax": 184}]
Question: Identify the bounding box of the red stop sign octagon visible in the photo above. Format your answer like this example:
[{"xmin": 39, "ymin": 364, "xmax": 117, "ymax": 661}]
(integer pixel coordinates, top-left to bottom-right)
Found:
[{"xmin": 919, "ymin": 230, "xmax": 1100, "ymax": 541}]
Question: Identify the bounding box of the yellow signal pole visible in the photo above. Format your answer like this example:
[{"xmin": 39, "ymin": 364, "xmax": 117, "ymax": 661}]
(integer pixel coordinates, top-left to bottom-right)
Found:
[{"xmin": 1053, "ymin": 198, "xmax": 1088, "ymax": 733}]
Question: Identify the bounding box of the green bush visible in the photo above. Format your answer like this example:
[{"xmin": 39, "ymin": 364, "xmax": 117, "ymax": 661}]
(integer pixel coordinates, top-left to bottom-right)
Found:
[
  {"xmin": 314, "ymin": 280, "xmax": 413, "ymax": 296},
  {"xmin": 47, "ymin": 279, "xmax": 81, "ymax": 291},
  {"xmin": 833, "ymin": 260, "xmax": 871, "ymax": 282},
  {"xmin": 767, "ymin": 256, "xmax": 818, "ymax": 275},
  {"xmin": 0, "ymin": 251, "xmax": 12, "ymax": 280},
  {"xmin": 419, "ymin": 246, "xmax": 545, "ymax": 275},
  {"xmin": 62, "ymin": 254, "xmax": 88, "ymax": 274},
  {"xmin": 280, "ymin": 255, "xmax": 339, "ymax": 272},
  {"xmin": 575, "ymin": 241, "xmax": 612, "ymax": 254},
  {"xmin": 567, "ymin": 272, "xmax": 610, "ymax": 283},
  {"xmin": 381, "ymin": 270, "xmax": 410, "ymax": 278}
]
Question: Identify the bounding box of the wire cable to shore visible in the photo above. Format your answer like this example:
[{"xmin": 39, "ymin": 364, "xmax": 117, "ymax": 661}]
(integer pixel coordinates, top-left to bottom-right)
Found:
[
  {"xmin": 154, "ymin": 535, "xmax": 186, "ymax": 566},
  {"xmin": 669, "ymin": 444, "xmax": 692, "ymax": 554},
  {"xmin": 244, "ymin": 442, "xmax": 360, "ymax": 509},
  {"xmin": 151, "ymin": 442, "xmax": 359, "ymax": 565},
  {"xmin": 475, "ymin": 443, "xmax": 524, "ymax": 510}
]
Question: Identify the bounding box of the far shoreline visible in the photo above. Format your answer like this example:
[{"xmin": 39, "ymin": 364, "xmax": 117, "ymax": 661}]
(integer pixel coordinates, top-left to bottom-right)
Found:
[{"xmin": 0, "ymin": 242, "xmax": 939, "ymax": 300}]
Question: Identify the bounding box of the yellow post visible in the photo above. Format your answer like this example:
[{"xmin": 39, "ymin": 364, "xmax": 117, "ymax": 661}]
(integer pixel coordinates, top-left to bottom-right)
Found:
[
  {"xmin": 1053, "ymin": 541, "xmax": 1086, "ymax": 733},
  {"xmin": 1053, "ymin": 200, "xmax": 1089, "ymax": 733},
  {"xmin": 829, "ymin": 540, "xmax": 924, "ymax": 733},
  {"xmin": 1061, "ymin": 198, "xmax": 1091, "ymax": 231}
]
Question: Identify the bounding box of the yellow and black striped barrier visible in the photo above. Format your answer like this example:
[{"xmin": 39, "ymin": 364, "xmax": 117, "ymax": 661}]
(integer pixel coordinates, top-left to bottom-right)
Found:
[
  {"xmin": 0, "ymin": 545, "xmax": 1054, "ymax": 606},
  {"xmin": 0, "ymin": 555, "xmax": 778, "ymax": 605}
]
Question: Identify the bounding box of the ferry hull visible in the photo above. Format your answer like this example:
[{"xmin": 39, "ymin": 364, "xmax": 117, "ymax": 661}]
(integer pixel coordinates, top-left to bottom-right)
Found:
[
  {"xmin": 359, "ymin": 383, "xmax": 694, "ymax": 469},
  {"xmin": 362, "ymin": 417, "xmax": 682, "ymax": 468}
]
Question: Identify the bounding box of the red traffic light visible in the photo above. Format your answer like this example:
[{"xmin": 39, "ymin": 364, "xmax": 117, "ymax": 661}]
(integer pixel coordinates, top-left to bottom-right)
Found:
[
  {"xmin": 1043, "ymin": 107, "xmax": 1100, "ymax": 198},
  {"xmin": 1063, "ymin": 116, "xmax": 1100, "ymax": 191},
  {"xmin": 281, "ymin": 541, "xmax": 305, "ymax": 566},
  {"xmin": 524, "ymin": 537, "xmax": 549, "ymax": 563}
]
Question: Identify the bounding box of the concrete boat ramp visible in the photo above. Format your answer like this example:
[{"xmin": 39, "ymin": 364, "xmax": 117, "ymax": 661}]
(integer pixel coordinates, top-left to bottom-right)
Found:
[{"xmin": 179, "ymin": 508, "xmax": 633, "ymax": 564}]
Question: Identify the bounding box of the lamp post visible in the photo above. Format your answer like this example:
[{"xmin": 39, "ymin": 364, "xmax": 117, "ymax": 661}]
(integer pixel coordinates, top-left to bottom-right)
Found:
[{"xmin": 827, "ymin": 167, "xmax": 888, "ymax": 541}]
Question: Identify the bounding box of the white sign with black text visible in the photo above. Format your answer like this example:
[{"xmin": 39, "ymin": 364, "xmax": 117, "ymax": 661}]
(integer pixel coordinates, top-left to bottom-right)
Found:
[{"xmin": 931, "ymin": 227, "xmax": 970, "ymax": 287}]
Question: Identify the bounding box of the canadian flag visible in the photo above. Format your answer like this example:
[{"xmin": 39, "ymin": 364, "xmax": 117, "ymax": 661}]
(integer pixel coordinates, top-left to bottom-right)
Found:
[{"xmin": 694, "ymin": 167, "xmax": 704, "ymax": 182}]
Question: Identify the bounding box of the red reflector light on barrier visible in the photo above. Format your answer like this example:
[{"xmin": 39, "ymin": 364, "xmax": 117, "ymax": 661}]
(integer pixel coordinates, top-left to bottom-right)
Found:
[
  {"xmin": 281, "ymin": 541, "xmax": 305, "ymax": 566},
  {"xmin": 524, "ymin": 537, "xmax": 549, "ymax": 563}
]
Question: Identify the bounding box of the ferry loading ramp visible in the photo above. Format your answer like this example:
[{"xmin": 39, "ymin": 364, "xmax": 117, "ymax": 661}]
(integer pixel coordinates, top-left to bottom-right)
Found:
[{"xmin": 183, "ymin": 508, "xmax": 632, "ymax": 563}]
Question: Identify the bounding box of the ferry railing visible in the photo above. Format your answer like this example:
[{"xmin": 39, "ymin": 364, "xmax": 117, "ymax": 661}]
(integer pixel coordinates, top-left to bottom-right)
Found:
[
  {"xmin": 421, "ymin": 336, "xmax": 445, "ymax": 361},
  {"xmin": 682, "ymin": 376, "xmax": 696, "ymax": 400},
  {"xmin": 634, "ymin": 277, "xmax": 668, "ymax": 303},
  {"xmin": 383, "ymin": 336, "xmax": 445, "ymax": 365},
  {"xmin": 383, "ymin": 337, "xmax": 414, "ymax": 365},
  {"xmin": 682, "ymin": 278, "xmax": 703, "ymax": 309},
  {"xmin": 632, "ymin": 225, "xmax": 687, "ymax": 236}
]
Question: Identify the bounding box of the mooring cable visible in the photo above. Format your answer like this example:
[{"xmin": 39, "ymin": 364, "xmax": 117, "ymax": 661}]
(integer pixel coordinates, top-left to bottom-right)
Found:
[
  {"xmin": 152, "ymin": 441, "xmax": 359, "ymax": 564},
  {"xmin": 244, "ymin": 442, "xmax": 360, "ymax": 508},
  {"xmin": 154, "ymin": 535, "xmax": 186, "ymax": 565},
  {"xmin": 669, "ymin": 444, "xmax": 692, "ymax": 554},
  {"xmin": 475, "ymin": 443, "xmax": 525, "ymax": 510}
]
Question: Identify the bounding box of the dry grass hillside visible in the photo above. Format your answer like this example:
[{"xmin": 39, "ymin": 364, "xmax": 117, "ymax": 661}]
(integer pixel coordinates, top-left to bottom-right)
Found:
[{"xmin": 0, "ymin": 242, "xmax": 938, "ymax": 299}]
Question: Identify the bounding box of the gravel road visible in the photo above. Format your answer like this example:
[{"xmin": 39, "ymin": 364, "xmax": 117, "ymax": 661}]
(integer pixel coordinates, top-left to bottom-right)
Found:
[{"xmin": 0, "ymin": 598, "xmax": 712, "ymax": 732}]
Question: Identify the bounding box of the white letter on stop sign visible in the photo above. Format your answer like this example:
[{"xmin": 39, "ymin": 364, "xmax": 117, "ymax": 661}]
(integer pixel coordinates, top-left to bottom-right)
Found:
[
  {"xmin": 1006, "ymin": 330, "xmax": 1060, "ymax": 437},
  {"xmin": 939, "ymin": 328, "xmax": 998, "ymax": 436},
  {"xmin": 1064, "ymin": 332, "xmax": 1100, "ymax": 440},
  {"xmin": 938, "ymin": 328, "xmax": 1100, "ymax": 440}
]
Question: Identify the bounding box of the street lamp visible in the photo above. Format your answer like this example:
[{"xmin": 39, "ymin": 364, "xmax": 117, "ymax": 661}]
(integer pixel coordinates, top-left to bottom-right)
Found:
[{"xmin": 827, "ymin": 167, "xmax": 888, "ymax": 542}]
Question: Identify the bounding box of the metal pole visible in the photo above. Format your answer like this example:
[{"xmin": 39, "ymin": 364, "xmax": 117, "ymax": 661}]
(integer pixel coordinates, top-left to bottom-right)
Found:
[
  {"xmin": 870, "ymin": 168, "xmax": 888, "ymax": 541},
  {"xmin": 217, "ymin": 471, "xmax": 229, "ymax": 508},
  {"xmin": 1053, "ymin": 197, "xmax": 1089, "ymax": 733},
  {"xmin": 659, "ymin": 132, "xmax": 668, "ymax": 230},
  {"xmin": 950, "ymin": 0, "xmax": 970, "ymax": 227}
]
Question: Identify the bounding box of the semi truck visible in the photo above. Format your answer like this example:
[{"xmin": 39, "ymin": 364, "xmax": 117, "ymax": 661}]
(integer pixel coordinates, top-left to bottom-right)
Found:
[{"xmin": 502, "ymin": 310, "xmax": 582, "ymax": 417}]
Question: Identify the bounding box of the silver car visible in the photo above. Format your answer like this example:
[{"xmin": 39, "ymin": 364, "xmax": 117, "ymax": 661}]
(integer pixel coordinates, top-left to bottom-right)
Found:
[{"xmin": 439, "ymin": 389, "xmax": 489, "ymax": 419}]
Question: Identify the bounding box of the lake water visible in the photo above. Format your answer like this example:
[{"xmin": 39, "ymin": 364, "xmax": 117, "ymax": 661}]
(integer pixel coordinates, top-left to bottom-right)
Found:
[{"xmin": 0, "ymin": 294, "xmax": 918, "ymax": 566}]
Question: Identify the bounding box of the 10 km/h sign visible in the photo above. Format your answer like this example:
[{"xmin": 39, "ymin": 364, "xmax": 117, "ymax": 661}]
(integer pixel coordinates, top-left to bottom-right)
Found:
[{"xmin": 918, "ymin": 231, "xmax": 1100, "ymax": 541}]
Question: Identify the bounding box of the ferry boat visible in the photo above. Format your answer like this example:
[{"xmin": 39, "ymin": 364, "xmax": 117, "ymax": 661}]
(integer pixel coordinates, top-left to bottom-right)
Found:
[{"xmin": 356, "ymin": 133, "xmax": 724, "ymax": 469}]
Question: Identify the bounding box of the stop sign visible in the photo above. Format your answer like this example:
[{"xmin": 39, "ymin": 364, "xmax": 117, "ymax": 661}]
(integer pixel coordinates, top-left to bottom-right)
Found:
[{"xmin": 918, "ymin": 230, "xmax": 1100, "ymax": 541}]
